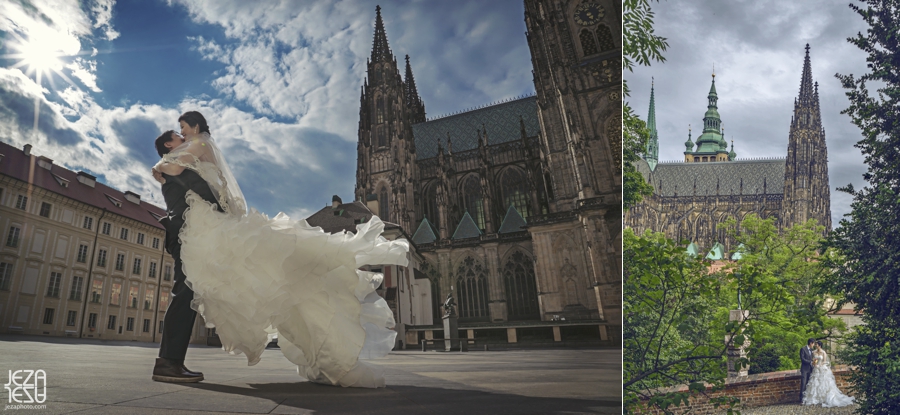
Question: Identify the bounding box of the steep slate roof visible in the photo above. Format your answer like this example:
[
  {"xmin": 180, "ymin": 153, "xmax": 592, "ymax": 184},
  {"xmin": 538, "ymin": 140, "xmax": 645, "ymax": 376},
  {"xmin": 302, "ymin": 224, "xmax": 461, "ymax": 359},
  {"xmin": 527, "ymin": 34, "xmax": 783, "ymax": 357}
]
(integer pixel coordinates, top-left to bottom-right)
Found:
[
  {"xmin": 0, "ymin": 141, "xmax": 166, "ymax": 229},
  {"xmin": 411, "ymin": 217, "xmax": 437, "ymax": 244},
  {"xmin": 412, "ymin": 95, "xmax": 541, "ymax": 159},
  {"xmin": 636, "ymin": 158, "xmax": 786, "ymax": 197},
  {"xmin": 305, "ymin": 200, "xmax": 375, "ymax": 234},
  {"xmin": 498, "ymin": 205, "xmax": 527, "ymax": 234},
  {"xmin": 451, "ymin": 211, "xmax": 482, "ymax": 240}
]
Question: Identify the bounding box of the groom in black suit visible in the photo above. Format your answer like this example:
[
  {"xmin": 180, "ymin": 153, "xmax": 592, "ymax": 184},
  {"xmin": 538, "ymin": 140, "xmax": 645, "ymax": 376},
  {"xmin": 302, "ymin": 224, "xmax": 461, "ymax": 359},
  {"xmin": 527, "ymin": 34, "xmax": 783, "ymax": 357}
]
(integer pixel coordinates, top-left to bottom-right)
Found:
[
  {"xmin": 150, "ymin": 130, "xmax": 222, "ymax": 383},
  {"xmin": 799, "ymin": 338, "xmax": 816, "ymax": 402}
]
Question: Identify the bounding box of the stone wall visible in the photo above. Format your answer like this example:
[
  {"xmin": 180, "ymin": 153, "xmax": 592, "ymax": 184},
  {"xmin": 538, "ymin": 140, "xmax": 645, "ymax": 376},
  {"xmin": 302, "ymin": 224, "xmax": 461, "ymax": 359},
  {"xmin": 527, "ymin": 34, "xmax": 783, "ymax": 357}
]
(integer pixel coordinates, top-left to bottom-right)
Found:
[{"xmin": 635, "ymin": 366, "xmax": 854, "ymax": 414}]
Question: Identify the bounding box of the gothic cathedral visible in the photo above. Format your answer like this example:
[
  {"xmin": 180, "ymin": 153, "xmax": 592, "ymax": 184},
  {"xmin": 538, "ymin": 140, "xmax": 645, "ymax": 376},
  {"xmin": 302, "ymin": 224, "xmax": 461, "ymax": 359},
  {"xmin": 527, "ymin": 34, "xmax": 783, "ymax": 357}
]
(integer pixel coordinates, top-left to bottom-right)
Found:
[
  {"xmin": 626, "ymin": 45, "xmax": 832, "ymax": 252},
  {"xmin": 354, "ymin": 2, "xmax": 622, "ymax": 329}
]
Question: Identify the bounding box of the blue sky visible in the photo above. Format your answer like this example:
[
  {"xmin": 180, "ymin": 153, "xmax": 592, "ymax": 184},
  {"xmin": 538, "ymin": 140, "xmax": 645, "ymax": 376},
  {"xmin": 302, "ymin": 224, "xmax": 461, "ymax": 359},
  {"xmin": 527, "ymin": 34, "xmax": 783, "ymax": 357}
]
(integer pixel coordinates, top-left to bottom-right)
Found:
[{"xmin": 0, "ymin": 0, "xmax": 536, "ymax": 219}]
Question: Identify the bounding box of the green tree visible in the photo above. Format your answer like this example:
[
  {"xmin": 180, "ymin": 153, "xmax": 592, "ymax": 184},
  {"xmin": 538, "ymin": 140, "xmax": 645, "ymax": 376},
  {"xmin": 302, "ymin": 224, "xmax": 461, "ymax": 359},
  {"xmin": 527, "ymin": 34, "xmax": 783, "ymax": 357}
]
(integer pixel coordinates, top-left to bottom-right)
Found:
[
  {"xmin": 623, "ymin": 0, "xmax": 667, "ymax": 211},
  {"xmin": 825, "ymin": 1, "xmax": 900, "ymax": 411},
  {"xmin": 624, "ymin": 215, "xmax": 843, "ymax": 414},
  {"xmin": 623, "ymin": 229, "xmax": 738, "ymax": 414},
  {"xmin": 722, "ymin": 215, "xmax": 845, "ymax": 372}
]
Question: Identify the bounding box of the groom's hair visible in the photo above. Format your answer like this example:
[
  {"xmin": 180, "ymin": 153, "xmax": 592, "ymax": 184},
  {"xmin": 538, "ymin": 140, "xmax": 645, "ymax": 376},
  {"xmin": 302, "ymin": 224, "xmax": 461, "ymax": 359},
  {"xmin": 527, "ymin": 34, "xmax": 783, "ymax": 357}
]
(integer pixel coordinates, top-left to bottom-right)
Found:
[
  {"xmin": 155, "ymin": 130, "xmax": 176, "ymax": 157},
  {"xmin": 807, "ymin": 338, "xmax": 816, "ymax": 346},
  {"xmin": 178, "ymin": 111, "xmax": 210, "ymax": 134}
]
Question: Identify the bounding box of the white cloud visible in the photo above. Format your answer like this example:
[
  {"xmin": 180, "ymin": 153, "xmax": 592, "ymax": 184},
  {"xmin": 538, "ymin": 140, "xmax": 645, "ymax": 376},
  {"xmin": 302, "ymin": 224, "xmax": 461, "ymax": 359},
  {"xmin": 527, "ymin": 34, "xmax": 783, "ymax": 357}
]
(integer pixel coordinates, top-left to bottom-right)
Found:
[
  {"xmin": 91, "ymin": 0, "xmax": 120, "ymax": 41},
  {"xmin": 66, "ymin": 58, "xmax": 101, "ymax": 92}
]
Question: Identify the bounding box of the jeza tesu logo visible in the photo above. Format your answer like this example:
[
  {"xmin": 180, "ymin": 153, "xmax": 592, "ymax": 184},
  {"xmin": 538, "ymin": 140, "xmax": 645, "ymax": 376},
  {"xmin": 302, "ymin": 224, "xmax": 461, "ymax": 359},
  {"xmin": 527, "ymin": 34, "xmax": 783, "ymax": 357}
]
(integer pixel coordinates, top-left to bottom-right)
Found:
[{"xmin": 5, "ymin": 370, "xmax": 47, "ymax": 403}]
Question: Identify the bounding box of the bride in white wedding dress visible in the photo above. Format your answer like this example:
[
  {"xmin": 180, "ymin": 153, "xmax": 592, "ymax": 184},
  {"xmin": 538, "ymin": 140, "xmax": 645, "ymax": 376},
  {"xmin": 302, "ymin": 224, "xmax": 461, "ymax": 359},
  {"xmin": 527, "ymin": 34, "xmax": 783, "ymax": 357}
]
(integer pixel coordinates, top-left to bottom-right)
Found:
[
  {"xmin": 153, "ymin": 112, "xmax": 409, "ymax": 388},
  {"xmin": 802, "ymin": 342, "xmax": 854, "ymax": 407}
]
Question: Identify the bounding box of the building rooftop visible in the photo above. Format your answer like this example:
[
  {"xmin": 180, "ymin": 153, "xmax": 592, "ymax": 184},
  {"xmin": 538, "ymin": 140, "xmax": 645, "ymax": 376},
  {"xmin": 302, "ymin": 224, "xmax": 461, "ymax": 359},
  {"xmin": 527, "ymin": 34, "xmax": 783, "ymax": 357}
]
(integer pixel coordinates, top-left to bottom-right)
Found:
[
  {"xmin": 304, "ymin": 197, "xmax": 376, "ymax": 234},
  {"xmin": 413, "ymin": 95, "xmax": 541, "ymax": 159},
  {"xmin": 636, "ymin": 158, "xmax": 786, "ymax": 197},
  {"xmin": 0, "ymin": 141, "xmax": 166, "ymax": 229}
]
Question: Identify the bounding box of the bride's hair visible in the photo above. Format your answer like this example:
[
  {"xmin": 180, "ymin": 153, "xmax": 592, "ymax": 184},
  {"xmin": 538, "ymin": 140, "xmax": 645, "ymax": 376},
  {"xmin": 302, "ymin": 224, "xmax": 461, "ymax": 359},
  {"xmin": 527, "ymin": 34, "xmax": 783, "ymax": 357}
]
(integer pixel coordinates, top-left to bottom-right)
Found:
[
  {"xmin": 178, "ymin": 111, "xmax": 210, "ymax": 134},
  {"xmin": 155, "ymin": 130, "xmax": 176, "ymax": 157}
]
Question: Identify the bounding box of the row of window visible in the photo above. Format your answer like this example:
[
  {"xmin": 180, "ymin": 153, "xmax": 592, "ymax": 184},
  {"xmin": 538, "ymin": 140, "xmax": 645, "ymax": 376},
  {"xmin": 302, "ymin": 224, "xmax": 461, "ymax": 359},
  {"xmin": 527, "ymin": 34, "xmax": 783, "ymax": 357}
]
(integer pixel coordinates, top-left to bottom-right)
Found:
[
  {"xmin": 0, "ymin": 262, "xmax": 171, "ymax": 312},
  {"xmin": 4, "ymin": 226, "xmax": 171, "ymax": 280},
  {"xmin": 2, "ymin": 188, "xmax": 161, "ymax": 250},
  {"xmin": 41, "ymin": 308, "xmax": 160, "ymax": 334}
]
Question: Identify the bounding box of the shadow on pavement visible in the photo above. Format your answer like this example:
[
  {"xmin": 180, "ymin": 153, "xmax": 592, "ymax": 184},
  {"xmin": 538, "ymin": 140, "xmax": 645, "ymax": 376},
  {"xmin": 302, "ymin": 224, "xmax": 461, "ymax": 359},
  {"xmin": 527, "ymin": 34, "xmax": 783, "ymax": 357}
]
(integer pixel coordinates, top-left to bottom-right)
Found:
[{"xmin": 178, "ymin": 381, "xmax": 621, "ymax": 414}]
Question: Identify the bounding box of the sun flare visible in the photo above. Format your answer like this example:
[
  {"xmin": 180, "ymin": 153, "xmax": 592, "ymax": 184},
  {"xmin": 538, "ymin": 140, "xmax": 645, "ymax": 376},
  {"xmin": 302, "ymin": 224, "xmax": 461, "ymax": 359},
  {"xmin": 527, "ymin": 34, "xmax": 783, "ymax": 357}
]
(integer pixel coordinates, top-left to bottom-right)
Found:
[{"xmin": 11, "ymin": 36, "xmax": 65, "ymax": 78}]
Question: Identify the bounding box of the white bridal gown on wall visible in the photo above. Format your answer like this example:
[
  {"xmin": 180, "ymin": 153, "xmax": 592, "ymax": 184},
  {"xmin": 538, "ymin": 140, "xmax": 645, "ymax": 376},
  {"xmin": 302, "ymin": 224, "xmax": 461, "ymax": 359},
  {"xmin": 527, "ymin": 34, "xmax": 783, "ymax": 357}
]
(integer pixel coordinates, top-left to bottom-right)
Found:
[{"xmin": 802, "ymin": 350, "xmax": 855, "ymax": 407}]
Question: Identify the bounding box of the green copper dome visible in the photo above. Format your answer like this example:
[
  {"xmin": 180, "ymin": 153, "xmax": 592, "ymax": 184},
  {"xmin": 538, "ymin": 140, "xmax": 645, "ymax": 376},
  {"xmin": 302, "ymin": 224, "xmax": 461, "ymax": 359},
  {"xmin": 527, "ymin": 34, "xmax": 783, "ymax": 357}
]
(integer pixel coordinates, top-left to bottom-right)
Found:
[{"xmin": 692, "ymin": 75, "xmax": 727, "ymax": 155}]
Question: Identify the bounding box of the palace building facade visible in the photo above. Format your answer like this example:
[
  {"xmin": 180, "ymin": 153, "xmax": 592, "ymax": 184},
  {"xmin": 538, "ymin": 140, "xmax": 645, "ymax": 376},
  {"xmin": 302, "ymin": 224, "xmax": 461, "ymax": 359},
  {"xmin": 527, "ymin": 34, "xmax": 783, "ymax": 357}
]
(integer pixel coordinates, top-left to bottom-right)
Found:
[
  {"xmin": 0, "ymin": 141, "xmax": 210, "ymax": 344},
  {"xmin": 626, "ymin": 45, "xmax": 832, "ymax": 252},
  {"xmin": 349, "ymin": 0, "xmax": 621, "ymax": 340}
]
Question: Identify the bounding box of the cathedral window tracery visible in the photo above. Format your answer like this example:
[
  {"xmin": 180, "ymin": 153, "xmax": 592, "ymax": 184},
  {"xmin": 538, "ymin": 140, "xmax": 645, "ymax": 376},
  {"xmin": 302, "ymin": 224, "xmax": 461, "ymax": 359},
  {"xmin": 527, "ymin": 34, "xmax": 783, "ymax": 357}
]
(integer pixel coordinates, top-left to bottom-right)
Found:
[
  {"xmin": 503, "ymin": 250, "xmax": 540, "ymax": 320},
  {"xmin": 579, "ymin": 29, "xmax": 599, "ymax": 56},
  {"xmin": 500, "ymin": 167, "xmax": 531, "ymax": 218},
  {"xmin": 423, "ymin": 182, "xmax": 441, "ymax": 231},
  {"xmin": 460, "ymin": 175, "xmax": 486, "ymax": 231},
  {"xmin": 595, "ymin": 25, "xmax": 615, "ymax": 52},
  {"xmin": 456, "ymin": 256, "xmax": 489, "ymax": 320},
  {"xmin": 379, "ymin": 186, "xmax": 390, "ymax": 219}
]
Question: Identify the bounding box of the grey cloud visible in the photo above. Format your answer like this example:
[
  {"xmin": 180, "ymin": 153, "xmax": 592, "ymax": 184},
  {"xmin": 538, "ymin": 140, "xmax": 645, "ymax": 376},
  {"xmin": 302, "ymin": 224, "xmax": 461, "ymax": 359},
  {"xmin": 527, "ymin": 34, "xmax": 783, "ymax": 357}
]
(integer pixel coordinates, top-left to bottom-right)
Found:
[
  {"xmin": 110, "ymin": 116, "xmax": 165, "ymax": 166},
  {"xmin": 233, "ymin": 127, "xmax": 355, "ymax": 216},
  {"xmin": 0, "ymin": 81, "xmax": 83, "ymax": 147},
  {"xmin": 629, "ymin": 0, "xmax": 871, "ymax": 227}
]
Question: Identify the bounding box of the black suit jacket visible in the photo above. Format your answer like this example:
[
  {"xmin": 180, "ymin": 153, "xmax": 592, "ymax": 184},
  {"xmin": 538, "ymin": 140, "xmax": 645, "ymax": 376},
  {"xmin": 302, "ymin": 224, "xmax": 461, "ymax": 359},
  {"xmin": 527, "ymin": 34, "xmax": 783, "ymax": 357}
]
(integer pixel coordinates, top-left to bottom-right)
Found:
[
  {"xmin": 158, "ymin": 169, "xmax": 222, "ymax": 254},
  {"xmin": 800, "ymin": 345, "xmax": 813, "ymax": 373}
]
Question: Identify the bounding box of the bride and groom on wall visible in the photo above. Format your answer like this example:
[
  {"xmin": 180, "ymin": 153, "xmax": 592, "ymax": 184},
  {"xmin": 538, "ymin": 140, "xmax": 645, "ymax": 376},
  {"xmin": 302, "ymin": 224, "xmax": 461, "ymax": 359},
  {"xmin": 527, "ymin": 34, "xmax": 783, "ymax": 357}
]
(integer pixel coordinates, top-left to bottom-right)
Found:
[
  {"xmin": 799, "ymin": 338, "xmax": 854, "ymax": 407},
  {"xmin": 148, "ymin": 111, "xmax": 409, "ymax": 388}
]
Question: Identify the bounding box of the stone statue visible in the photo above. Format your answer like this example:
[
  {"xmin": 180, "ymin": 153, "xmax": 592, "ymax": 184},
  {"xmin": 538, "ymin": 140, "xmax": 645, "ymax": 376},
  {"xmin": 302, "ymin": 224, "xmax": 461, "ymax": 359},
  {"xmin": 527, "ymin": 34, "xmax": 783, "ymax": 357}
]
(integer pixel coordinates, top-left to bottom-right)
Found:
[{"xmin": 442, "ymin": 293, "xmax": 457, "ymax": 318}]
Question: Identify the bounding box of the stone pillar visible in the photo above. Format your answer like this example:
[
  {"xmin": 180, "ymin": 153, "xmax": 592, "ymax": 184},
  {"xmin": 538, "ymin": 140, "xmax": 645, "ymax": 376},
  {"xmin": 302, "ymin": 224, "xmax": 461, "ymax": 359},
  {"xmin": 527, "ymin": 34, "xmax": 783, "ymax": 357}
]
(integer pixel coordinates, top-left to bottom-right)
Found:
[
  {"xmin": 483, "ymin": 243, "xmax": 507, "ymax": 322},
  {"xmin": 442, "ymin": 314, "xmax": 459, "ymax": 351},
  {"xmin": 552, "ymin": 326, "xmax": 561, "ymax": 342},
  {"xmin": 726, "ymin": 310, "xmax": 750, "ymax": 379},
  {"xmin": 507, "ymin": 328, "xmax": 517, "ymax": 343}
]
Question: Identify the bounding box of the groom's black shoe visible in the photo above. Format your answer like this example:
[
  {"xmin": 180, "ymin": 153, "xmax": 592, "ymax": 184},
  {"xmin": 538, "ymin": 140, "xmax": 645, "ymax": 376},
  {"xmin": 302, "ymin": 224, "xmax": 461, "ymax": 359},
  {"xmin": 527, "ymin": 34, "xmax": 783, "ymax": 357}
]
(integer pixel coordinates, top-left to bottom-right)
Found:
[{"xmin": 152, "ymin": 358, "xmax": 204, "ymax": 383}]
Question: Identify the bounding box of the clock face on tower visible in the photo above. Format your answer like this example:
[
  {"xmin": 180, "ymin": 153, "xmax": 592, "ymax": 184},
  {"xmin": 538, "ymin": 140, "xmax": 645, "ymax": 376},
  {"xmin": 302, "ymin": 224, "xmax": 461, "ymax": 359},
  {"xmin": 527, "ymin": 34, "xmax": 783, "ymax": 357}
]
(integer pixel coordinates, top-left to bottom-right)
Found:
[{"xmin": 574, "ymin": 2, "xmax": 604, "ymax": 26}]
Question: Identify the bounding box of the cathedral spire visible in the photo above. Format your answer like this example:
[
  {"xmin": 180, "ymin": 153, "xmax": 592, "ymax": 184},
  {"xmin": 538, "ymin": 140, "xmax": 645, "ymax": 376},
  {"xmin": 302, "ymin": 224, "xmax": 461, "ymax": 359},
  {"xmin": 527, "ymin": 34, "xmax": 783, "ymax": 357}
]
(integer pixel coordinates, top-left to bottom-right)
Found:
[
  {"xmin": 783, "ymin": 44, "xmax": 831, "ymax": 233},
  {"xmin": 371, "ymin": 5, "xmax": 393, "ymax": 63},
  {"xmin": 404, "ymin": 54, "xmax": 426, "ymax": 123},
  {"xmin": 645, "ymin": 78, "xmax": 659, "ymax": 170}
]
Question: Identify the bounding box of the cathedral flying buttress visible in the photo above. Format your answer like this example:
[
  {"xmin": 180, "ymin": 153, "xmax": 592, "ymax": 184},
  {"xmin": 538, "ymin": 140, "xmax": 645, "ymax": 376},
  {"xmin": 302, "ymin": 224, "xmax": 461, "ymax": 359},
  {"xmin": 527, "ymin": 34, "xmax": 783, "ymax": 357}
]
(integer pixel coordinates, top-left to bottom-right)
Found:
[
  {"xmin": 626, "ymin": 44, "xmax": 832, "ymax": 254},
  {"xmin": 352, "ymin": 2, "xmax": 621, "ymax": 336}
]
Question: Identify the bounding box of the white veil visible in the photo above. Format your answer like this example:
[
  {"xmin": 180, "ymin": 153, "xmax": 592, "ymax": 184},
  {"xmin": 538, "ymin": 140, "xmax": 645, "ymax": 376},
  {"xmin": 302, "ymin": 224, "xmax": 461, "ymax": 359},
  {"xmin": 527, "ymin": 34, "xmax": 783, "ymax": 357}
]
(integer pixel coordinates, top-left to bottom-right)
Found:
[{"xmin": 154, "ymin": 132, "xmax": 247, "ymax": 216}]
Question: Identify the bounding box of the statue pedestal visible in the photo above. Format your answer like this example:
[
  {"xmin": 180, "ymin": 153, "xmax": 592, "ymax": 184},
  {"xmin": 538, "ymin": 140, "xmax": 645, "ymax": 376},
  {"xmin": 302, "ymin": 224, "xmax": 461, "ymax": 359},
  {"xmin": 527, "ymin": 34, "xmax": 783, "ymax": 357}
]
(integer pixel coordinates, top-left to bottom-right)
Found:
[
  {"xmin": 442, "ymin": 315, "xmax": 459, "ymax": 351},
  {"xmin": 726, "ymin": 310, "xmax": 750, "ymax": 379}
]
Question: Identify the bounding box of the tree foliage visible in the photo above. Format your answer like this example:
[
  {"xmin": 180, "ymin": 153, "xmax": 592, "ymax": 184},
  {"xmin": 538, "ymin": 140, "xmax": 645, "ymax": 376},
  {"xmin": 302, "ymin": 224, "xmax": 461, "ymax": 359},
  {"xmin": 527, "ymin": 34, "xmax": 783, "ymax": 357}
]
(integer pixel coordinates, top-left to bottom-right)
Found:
[
  {"xmin": 623, "ymin": 0, "xmax": 667, "ymax": 211},
  {"xmin": 624, "ymin": 215, "xmax": 843, "ymax": 414},
  {"xmin": 824, "ymin": 1, "xmax": 900, "ymax": 412}
]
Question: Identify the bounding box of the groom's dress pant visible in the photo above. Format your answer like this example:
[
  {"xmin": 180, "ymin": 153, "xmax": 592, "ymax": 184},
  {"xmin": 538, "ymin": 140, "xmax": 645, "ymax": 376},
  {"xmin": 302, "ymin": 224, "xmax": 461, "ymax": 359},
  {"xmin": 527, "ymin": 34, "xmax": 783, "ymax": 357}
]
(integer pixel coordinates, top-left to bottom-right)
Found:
[{"xmin": 158, "ymin": 228, "xmax": 198, "ymax": 361}]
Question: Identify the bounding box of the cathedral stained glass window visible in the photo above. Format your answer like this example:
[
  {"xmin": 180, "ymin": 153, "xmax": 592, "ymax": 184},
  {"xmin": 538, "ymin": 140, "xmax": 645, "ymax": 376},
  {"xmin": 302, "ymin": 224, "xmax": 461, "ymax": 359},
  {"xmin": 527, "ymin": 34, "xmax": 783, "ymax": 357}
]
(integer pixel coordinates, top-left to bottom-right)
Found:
[
  {"xmin": 456, "ymin": 257, "xmax": 489, "ymax": 321},
  {"xmin": 423, "ymin": 182, "xmax": 440, "ymax": 231},
  {"xmin": 579, "ymin": 29, "xmax": 598, "ymax": 56},
  {"xmin": 503, "ymin": 251, "xmax": 539, "ymax": 320},
  {"xmin": 379, "ymin": 186, "xmax": 389, "ymax": 220},
  {"xmin": 596, "ymin": 25, "xmax": 615, "ymax": 52},
  {"xmin": 377, "ymin": 98, "xmax": 385, "ymax": 125},
  {"xmin": 460, "ymin": 175, "xmax": 485, "ymax": 230},
  {"xmin": 501, "ymin": 167, "xmax": 531, "ymax": 218}
]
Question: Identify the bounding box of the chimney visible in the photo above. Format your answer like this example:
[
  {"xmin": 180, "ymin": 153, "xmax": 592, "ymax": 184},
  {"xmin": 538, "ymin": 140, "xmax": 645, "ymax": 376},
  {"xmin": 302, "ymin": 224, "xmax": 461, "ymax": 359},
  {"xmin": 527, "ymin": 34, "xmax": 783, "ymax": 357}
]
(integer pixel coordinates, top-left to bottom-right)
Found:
[
  {"xmin": 124, "ymin": 191, "xmax": 141, "ymax": 205},
  {"xmin": 332, "ymin": 195, "xmax": 342, "ymax": 209},
  {"xmin": 23, "ymin": 144, "xmax": 31, "ymax": 156}
]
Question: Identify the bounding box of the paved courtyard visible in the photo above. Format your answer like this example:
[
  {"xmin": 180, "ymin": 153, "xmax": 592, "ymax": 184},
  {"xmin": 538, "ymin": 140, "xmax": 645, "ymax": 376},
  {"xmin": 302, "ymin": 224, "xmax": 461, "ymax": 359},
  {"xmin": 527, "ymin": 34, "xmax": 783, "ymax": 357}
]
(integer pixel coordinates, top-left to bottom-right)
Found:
[{"xmin": 0, "ymin": 335, "xmax": 619, "ymax": 414}]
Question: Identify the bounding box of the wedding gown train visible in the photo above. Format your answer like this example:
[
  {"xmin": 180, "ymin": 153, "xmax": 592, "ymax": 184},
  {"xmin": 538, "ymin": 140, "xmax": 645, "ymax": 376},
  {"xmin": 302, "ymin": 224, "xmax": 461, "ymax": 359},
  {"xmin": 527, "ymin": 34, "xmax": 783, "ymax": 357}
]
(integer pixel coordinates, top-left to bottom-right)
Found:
[
  {"xmin": 179, "ymin": 191, "xmax": 409, "ymax": 388},
  {"xmin": 802, "ymin": 351, "xmax": 854, "ymax": 407}
]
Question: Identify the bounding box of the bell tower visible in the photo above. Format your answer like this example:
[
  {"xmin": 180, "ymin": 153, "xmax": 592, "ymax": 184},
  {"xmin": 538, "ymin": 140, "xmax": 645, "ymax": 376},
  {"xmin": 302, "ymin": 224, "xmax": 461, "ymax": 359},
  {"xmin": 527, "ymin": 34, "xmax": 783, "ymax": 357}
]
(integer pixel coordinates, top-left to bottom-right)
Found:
[{"xmin": 355, "ymin": 5, "xmax": 422, "ymax": 231}]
